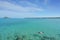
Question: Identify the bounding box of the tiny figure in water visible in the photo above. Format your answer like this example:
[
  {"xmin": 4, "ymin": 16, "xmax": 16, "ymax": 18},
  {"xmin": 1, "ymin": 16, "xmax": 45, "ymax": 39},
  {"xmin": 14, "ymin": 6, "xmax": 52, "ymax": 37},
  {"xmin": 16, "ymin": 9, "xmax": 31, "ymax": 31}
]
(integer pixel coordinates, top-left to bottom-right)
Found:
[{"xmin": 38, "ymin": 32, "xmax": 44, "ymax": 34}]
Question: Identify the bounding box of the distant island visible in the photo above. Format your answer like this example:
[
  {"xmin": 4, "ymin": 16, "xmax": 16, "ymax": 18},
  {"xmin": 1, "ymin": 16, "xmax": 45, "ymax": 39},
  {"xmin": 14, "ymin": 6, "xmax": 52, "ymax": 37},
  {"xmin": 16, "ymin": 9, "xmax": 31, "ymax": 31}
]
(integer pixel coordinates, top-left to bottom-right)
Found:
[{"xmin": 3, "ymin": 16, "xmax": 9, "ymax": 19}]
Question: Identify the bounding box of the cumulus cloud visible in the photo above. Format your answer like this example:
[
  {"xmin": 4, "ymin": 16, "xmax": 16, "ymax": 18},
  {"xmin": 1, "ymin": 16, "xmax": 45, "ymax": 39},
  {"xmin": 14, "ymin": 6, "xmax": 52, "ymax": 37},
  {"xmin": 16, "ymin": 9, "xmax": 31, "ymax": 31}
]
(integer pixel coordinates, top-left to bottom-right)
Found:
[{"xmin": 0, "ymin": 1, "xmax": 43, "ymax": 12}]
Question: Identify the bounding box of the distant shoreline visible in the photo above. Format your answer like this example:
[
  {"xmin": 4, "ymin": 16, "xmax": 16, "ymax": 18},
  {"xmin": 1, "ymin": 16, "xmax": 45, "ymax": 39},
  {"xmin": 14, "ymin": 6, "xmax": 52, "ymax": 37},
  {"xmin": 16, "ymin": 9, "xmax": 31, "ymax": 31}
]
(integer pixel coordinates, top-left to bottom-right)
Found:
[
  {"xmin": 24, "ymin": 17, "xmax": 60, "ymax": 19},
  {"xmin": 0, "ymin": 17, "xmax": 60, "ymax": 19}
]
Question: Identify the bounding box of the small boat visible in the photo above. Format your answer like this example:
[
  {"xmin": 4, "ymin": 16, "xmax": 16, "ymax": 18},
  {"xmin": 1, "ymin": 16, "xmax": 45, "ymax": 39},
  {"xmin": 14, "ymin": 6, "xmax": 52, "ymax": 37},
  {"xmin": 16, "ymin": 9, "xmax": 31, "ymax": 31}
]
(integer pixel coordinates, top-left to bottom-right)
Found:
[{"xmin": 38, "ymin": 32, "xmax": 44, "ymax": 34}]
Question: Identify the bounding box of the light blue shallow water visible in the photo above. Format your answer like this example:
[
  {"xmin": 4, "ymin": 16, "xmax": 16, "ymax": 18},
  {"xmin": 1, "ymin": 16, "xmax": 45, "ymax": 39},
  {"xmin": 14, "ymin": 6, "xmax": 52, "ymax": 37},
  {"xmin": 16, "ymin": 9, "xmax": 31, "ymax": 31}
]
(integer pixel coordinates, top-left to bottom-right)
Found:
[{"xmin": 0, "ymin": 18, "xmax": 60, "ymax": 40}]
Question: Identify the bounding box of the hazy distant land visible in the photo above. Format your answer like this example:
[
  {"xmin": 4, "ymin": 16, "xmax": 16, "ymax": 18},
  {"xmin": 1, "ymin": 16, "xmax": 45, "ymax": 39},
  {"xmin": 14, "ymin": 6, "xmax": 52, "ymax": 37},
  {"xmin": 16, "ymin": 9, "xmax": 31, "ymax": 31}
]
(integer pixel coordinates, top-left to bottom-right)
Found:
[
  {"xmin": 0, "ymin": 17, "xmax": 60, "ymax": 19},
  {"xmin": 24, "ymin": 17, "xmax": 60, "ymax": 19}
]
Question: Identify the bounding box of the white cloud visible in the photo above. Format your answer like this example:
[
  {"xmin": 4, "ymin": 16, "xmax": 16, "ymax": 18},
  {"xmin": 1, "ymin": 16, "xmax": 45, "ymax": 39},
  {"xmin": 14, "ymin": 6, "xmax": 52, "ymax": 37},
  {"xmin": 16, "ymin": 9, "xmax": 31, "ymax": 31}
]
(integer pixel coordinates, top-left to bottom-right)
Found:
[
  {"xmin": 0, "ymin": 1, "xmax": 43, "ymax": 12},
  {"xmin": 0, "ymin": 10, "xmax": 41, "ymax": 18}
]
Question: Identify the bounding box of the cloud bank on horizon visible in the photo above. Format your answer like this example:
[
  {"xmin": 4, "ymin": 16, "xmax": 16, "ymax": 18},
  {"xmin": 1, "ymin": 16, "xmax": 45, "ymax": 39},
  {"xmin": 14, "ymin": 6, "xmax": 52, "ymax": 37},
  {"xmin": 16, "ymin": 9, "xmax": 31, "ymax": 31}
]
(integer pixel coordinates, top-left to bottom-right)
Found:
[{"xmin": 0, "ymin": 0, "xmax": 60, "ymax": 18}]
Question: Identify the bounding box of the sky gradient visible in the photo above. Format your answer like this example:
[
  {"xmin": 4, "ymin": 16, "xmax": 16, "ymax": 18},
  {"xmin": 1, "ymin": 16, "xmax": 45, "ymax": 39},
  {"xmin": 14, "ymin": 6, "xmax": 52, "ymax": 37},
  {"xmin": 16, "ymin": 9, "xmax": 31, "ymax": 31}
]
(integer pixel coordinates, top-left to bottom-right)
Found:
[{"xmin": 0, "ymin": 0, "xmax": 60, "ymax": 18}]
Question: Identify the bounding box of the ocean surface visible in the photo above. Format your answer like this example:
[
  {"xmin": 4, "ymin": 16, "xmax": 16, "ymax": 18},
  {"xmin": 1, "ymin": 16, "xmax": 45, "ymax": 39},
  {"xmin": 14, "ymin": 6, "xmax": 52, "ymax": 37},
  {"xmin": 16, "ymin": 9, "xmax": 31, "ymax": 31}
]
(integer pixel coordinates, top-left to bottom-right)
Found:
[{"xmin": 0, "ymin": 18, "xmax": 60, "ymax": 40}]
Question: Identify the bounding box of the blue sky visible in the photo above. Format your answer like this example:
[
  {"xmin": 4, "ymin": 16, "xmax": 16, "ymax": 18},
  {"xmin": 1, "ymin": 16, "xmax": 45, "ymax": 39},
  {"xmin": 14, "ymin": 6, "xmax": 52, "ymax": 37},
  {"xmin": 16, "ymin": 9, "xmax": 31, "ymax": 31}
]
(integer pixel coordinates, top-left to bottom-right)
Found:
[{"xmin": 0, "ymin": 0, "xmax": 60, "ymax": 18}]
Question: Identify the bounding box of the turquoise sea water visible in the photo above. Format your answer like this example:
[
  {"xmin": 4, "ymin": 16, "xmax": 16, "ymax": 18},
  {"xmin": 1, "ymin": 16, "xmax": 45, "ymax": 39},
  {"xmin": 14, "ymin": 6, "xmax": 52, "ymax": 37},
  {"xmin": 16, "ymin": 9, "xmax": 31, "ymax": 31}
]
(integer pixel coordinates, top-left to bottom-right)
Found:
[{"xmin": 0, "ymin": 18, "xmax": 60, "ymax": 40}]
